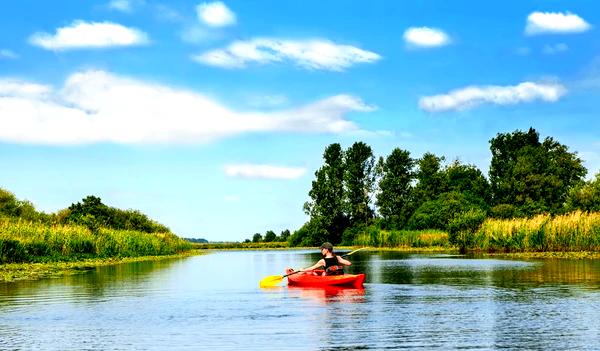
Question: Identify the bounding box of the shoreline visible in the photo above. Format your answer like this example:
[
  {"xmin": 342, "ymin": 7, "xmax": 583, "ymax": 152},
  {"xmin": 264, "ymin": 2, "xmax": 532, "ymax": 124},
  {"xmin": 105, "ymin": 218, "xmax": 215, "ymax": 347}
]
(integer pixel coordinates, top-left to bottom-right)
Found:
[{"xmin": 0, "ymin": 250, "xmax": 206, "ymax": 283}]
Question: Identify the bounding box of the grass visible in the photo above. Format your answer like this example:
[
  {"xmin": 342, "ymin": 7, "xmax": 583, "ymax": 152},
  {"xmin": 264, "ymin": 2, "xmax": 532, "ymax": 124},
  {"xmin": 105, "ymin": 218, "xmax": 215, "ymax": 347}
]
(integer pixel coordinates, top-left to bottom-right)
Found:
[
  {"xmin": 192, "ymin": 241, "xmax": 290, "ymax": 249},
  {"xmin": 0, "ymin": 217, "xmax": 193, "ymax": 264},
  {"xmin": 473, "ymin": 211, "xmax": 600, "ymax": 252},
  {"xmin": 352, "ymin": 228, "xmax": 451, "ymax": 248}
]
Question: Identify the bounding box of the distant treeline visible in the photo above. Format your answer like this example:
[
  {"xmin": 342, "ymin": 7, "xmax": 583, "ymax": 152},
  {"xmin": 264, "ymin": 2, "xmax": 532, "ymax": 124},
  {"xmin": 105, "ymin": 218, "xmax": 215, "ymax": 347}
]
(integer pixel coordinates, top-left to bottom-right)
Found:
[
  {"xmin": 243, "ymin": 229, "xmax": 290, "ymax": 243},
  {"xmin": 290, "ymin": 127, "xmax": 600, "ymax": 248},
  {"xmin": 0, "ymin": 191, "xmax": 190, "ymax": 263},
  {"xmin": 0, "ymin": 191, "xmax": 170, "ymax": 234}
]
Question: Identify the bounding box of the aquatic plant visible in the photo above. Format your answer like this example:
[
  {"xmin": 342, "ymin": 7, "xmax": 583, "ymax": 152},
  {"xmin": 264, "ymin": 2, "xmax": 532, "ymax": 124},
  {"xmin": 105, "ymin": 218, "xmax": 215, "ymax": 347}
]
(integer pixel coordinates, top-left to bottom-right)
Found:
[{"xmin": 0, "ymin": 217, "xmax": 191, "ymax": 263}]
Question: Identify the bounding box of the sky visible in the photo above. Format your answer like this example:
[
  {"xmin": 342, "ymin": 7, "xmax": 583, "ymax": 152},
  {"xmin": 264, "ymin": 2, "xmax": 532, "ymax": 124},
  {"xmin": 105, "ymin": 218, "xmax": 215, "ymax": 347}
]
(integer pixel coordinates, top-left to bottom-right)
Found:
[{"xmin": 1, "ymin": 0, "xmax": 599, "ymax": 241}]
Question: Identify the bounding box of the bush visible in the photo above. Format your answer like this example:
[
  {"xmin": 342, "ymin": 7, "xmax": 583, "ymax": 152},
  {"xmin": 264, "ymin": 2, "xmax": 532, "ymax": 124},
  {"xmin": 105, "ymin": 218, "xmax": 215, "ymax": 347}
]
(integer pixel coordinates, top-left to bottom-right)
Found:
[
  {"xmin": 0, "ymin": 239, "xmax": 26, "ymax": 263},
  {"xmin": 490, "ymin": 204, "xmax": 517, "ymax": 219},
  {"xmin": 448, "ymin": 209, "xmax": 487, "ymax": 249},
  {"xmin": 407, "ymin": 192, "xmax": 487, "ymax": 231}
]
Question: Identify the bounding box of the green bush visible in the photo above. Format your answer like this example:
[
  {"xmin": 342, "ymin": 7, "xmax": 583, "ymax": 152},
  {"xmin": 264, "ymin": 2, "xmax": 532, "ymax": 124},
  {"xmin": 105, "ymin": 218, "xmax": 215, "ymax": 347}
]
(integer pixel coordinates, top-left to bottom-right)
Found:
[
  {"xmin": 407, "ymin": 192, "xmax": 487, "ymax": 231},
  {"xmin": 448, "ymin": 209, "xmax": 487, "ymax": 249}
]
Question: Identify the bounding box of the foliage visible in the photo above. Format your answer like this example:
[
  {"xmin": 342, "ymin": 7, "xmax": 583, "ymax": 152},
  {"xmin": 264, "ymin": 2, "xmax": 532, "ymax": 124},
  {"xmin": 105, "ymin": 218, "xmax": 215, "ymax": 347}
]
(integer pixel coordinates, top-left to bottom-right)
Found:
[
  {"xmin": 489, "ymin": 128, "xmax": 586, "ymax": 215},
  {"xmin": 252, "ymin": 233, "xmax": 263, "ymax": 243},
  {"xmin": 490, "ymin": 204, "xmax": 518, "ymax": 219},
  {"xmin": 351, "ymin": 227, "xmax": 449, "ymax": 248},
  {"xmin": 0, "ymin": 188, "xmax": 47, "ymax": 222},
  {"xmin": 0, "ymin": 218, "xmax": 191, "ymax": 264},
  {"xmin": 65, "ymin": 195, "xmax": 170, "ymax": 233},
  {"xmin": 407, "ymin": 192, "xmax": 486, "ymax": 231},
  {"xmin": 474, "ymin": 211, "xmax": 600, "ymax": 252},
  {"xmin": 565, "ymin": 173, "xmax": 600, "ymax": 212},
  {"xmin": 444, "ymin": 160, "xmax": 491, "ymax": 203},
  {"xmin": 303, "ymin": 143, "xmax": 348, "ymax": 244},
  {"xmin": 344, "ymin": 142, "xmax": 376, "ymax": 228},
  {"xmin": 412, "ymin": 152, "xmax": 446, "ymax": 206},
  {"xmin": 263, "ymin": 230, "xmax": 277, "ymax": 242},
  {"xmin": 375, "ymin": 148, "xmax": 415, "ymax": 229},
  {"xmin": 447, "ymin": 208, "xmax": 487, "ymax": 248}
]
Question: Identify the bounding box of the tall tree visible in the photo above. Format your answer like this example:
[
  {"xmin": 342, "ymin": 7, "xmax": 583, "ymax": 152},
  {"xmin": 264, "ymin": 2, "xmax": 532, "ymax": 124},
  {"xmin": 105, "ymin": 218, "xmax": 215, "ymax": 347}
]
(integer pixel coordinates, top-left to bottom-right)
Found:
[
  {"xmin": 263, "ymin": 230, "xmax": 277, "ymax": 242},
  {"xmin": 489, "ymin": 128, "xmax": 586, "ymax": 214},
  {"xmin": 303, "ymin": 143, "xmax": 347, "ymax": 243},
  {"xmin": 444, "ymin": 160, "xmax": 490, "ymax": 203},
  {"xmin": 344, "ymin": 142, "xmax": 376, "ymax": 227},
  {"xmin": 376, "ymin": 148, "xmax": 415, "ymax": 229},
  {"xmin": 412, "ymin": 152, "xmax": 446, "ymax": 206}
]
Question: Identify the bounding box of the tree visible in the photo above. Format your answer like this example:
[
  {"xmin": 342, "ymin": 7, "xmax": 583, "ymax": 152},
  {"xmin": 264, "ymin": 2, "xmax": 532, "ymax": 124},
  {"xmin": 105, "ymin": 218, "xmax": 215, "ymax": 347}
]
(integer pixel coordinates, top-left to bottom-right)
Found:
[
  {"xmin": 344, "ymin": 142, "xmax": 376, "ymax": 228},
  {"xmin": 407, "ymin": 192, "xmax": 486, "ymax": 231},
  {"xmin": 413, "ymin": 152, "xmax": 446, "ymax": 204},
  {"xmin": 444, "ymin": 160, "xmax": 490, "ymax": 203},
  {"xmin": 489, "ymin": 128, "xmax": 586, "ymax": 214},
  {"xmin": 375, "ymin": 148, "xmax": 415, "ymax": 229},
  {"xmin": 264, "ymin": 230, "xmax": 277, "ymax": 242},
  {"xmin": 252, "ymin": 233, "xmax": 263, "ymax": 243},
  {"xmin": 565, "ymin": 173, "xmax": 600, "ymax": 211},
  {"xmin": 279, "ymin": 229, "xmax": 291, "ymax": 242},
  {"xmin": 303, "ymin": 143, "xmax": 348, "ymax": 244}
]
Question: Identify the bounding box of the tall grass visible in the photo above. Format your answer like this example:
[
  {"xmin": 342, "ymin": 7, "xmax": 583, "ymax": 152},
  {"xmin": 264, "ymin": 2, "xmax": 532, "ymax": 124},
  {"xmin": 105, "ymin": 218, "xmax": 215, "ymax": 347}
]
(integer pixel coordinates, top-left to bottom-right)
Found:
[
  {"xmin": 0, "ymin": 217, "xmax": 192, "ymax": 263},
  {"xmin": 474, "ymin": 211, "xmax": 600, "ymax": 252},
  {"xmin": 352, "ymin": 227, "xmax": 449, "ymax": 248}
]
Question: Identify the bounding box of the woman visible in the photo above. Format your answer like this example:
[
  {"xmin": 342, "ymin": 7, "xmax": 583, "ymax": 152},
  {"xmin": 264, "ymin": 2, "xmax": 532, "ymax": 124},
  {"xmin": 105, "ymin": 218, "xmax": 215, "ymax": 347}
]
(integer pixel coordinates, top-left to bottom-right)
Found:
[{"xmin": 289, "ymin": 242, "xmax": 352, "ymax": 276}]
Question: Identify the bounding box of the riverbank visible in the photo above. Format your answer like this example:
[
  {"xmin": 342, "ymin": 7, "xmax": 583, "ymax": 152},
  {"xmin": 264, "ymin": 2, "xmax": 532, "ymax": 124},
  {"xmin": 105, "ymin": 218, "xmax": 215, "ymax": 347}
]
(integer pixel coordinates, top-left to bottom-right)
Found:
[{"xmin": 0, "ymin": 250, "xmax": 205, "ymax": 282}]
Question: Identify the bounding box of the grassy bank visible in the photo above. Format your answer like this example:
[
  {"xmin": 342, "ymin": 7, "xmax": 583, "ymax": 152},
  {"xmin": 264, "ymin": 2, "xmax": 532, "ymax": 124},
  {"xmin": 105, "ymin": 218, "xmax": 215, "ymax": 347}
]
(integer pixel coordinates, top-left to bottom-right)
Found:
[
  {"xmin": 351, "ymin": 228, "xmax": 451, "ymax": 248},
  {"xmin": 0, "ymin": 251, "xmax": 204, "ymax": 282},
  {"xmin": 0, "ymin": 218, "xmax": 192, "ymax": 264},
  {"xmin": 193, "ymin": 241, "xmax": 289, "ymax": 250},
  {"xmin": 471, "ymin": 211, "xmax": 600, "ymax": 252}
]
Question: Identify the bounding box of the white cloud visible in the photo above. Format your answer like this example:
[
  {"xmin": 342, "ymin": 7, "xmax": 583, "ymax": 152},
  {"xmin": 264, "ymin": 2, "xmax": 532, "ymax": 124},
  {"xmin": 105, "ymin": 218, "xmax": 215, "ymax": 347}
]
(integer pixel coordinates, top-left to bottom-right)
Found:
[
  {"xmin": 224, "ymin": 164, "xmax": 306, "ymax": 180},
  {"xmin": 526, "ymin": 11, "xmax": 591, "ymax": 35},
  {"xmin": 108, "ymin": 0, "xmax": 133, "ymax": 12},
  {"xmin": 29, "ymin": 21, "xmax": 149, "ymax": 50},
  {"xmin": 419, "ymin": 81, "xmax": 567, "ymax": 112},
  {"xmin": 0, "ymin": 49, "xmax": 18, "ymax": 59},
  {"xmin": 543, "ymin": 43, "xmax": 569, "ymax": 54},
  {"xmin": 197, "ymin": 2, "xmax": 236, "ymax": 27},
  {"xmin": 193, "ymin": 38, "xmax": 380, "ymax": 71},
  {"xmin": 403, "ymin": 27, "xmax": 450, "ymax": 48},
  {"xmin": 0, "ymin": 70, "xmax": 374, "ymax": 144},
  {"xmin": 0, "ymin": 79, "xmax": 52, "ymax": 97}
]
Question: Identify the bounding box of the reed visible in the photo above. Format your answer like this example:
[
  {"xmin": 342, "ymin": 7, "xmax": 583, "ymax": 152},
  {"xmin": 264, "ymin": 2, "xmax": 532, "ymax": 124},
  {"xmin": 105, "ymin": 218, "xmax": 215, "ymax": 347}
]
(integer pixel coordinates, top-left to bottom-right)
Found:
[
  {"xmin": 352, "ymin": 228, "xmax": 449, "ymax": 248},
  {"xmin": 474, "ymin": 211, "xmax": 600, "ymax": 252},
  {"xmin": 0, "ymin": 217, "xmax": 192, "ymax": 263}
]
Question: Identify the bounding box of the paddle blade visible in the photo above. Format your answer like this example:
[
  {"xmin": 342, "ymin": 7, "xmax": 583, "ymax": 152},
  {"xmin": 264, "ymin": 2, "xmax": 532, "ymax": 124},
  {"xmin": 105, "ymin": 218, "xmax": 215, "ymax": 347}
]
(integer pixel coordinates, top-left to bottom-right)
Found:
[{"xmin": 259, "ymin": 275, "xmax": 284, "ymax": 288}]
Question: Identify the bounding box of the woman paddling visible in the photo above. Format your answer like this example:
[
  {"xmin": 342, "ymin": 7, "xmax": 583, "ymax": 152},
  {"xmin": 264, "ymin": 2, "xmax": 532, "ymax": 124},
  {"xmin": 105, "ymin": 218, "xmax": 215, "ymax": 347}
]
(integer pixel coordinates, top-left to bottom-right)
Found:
[{"xmin": 288, "ymin": 242, "xmax": 352, "ymax": 276}]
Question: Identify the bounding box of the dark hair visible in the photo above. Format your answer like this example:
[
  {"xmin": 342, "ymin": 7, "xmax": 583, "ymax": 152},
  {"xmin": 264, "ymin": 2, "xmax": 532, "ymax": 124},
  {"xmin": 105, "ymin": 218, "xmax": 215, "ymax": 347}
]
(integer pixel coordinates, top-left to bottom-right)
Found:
[{"xmin": 319, "ymin": 242, "xmax": 333, "ymax": 252}]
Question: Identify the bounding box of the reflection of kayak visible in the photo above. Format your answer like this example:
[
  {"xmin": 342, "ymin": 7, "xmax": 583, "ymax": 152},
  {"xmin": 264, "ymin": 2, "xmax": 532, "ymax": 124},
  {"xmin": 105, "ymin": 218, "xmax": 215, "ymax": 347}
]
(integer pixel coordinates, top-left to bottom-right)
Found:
[{"xmin": 287, "ymin": 270, "xmax": 365, "ymax": 288}]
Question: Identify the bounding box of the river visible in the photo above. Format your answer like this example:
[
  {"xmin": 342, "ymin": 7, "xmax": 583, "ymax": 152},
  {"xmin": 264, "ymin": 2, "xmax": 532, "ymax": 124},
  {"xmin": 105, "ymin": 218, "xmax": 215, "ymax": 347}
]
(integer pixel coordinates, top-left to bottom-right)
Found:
[{"xmin": 2, "ymin": 250, "xmax": 600, "ymax": 350}]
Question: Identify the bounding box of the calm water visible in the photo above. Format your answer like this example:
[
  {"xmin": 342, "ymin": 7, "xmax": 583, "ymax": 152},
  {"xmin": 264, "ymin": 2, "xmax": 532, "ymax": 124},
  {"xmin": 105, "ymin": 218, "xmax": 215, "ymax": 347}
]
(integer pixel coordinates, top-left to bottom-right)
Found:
[{"xmin": 2, "ymin": 250, "xmax": 600, "ymax": 350}]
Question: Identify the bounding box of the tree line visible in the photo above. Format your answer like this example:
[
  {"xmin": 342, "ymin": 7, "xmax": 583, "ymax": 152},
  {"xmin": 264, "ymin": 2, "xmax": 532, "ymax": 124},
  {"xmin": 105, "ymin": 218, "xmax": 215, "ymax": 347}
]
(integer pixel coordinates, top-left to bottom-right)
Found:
[
  {"xmin": 0, "ymin": 191, "xmax": 169, "ymax": 234},
  {"xmin": 244, "ymin": 229, "xmax": 291, "ymax": 243},
  {"xmin": 289, "ymin": 127, "xmax": 600, "ymax": 246}
]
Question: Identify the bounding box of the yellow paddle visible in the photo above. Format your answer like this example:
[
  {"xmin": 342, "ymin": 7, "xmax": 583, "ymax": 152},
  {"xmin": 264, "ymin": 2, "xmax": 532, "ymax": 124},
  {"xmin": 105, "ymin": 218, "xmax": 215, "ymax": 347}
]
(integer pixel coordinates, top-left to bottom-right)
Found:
[{"xmin": 259, "ymin": 247, "xmax": 366, "ymax": 288}]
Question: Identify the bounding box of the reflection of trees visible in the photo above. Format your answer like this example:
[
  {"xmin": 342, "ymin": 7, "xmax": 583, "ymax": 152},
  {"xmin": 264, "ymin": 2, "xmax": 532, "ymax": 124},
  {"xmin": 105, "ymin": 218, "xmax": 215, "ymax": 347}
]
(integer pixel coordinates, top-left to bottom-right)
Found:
[{"xmin": 0, "ymin": 258, "xmax": 186, "ymax": 303}]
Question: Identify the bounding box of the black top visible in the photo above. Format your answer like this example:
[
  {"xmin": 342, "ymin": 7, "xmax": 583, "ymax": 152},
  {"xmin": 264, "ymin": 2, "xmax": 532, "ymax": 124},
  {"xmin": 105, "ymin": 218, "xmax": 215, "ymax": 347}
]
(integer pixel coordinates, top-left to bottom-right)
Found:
[{"xmin": 324, "ymin": 256, "xmax": 339, "ymax": 270}]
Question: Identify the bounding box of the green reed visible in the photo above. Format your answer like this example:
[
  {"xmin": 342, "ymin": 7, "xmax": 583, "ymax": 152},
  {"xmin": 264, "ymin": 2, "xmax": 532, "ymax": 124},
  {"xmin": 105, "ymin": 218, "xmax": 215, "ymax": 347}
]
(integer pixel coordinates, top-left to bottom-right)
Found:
[
  {"xmin": 352, "ymin": 227, "xmax": 449, "ymax": 248},
  {"xmin": 0, "ymin": 217, "xmax": 192, "ymax": 263},
  {"xmin": 474, "ymin": 211, "xmax": 600, "ymax": 252}
]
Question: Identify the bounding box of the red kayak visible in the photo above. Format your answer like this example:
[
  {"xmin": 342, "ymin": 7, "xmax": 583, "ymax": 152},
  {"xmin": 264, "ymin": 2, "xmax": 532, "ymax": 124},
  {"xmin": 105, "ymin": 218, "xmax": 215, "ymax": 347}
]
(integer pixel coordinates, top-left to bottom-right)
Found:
[{"xmin": 287, "ymin": 269, "xmax": 365, "ymax": 288}]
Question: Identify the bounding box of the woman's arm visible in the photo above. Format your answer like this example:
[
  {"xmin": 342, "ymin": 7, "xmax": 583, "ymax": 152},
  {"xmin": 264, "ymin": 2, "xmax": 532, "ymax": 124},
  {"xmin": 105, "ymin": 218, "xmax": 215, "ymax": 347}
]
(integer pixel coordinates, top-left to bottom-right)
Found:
[
  {"xmin": 299, "ymin": 259, "xmax": 325, "ymax": 271},
  {"xmin": 336, "ymin": 256, "xmax": 351, "ymax": 266}
]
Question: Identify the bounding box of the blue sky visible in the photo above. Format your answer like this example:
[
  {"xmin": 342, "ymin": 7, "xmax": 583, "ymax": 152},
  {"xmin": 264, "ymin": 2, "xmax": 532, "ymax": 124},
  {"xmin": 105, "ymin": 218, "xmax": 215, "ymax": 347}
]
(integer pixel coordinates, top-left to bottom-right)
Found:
[{"xmin": 1, "ymin": 1, "xmax": 599, "ymax": 241}]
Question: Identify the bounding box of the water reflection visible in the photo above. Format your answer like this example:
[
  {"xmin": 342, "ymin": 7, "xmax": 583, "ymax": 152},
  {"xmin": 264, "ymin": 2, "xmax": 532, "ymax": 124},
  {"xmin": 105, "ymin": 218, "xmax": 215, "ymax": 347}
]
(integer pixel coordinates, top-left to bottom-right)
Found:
[{"xmin": 2, "ymin": 250, "xmax": 600, "ymax": 350}]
